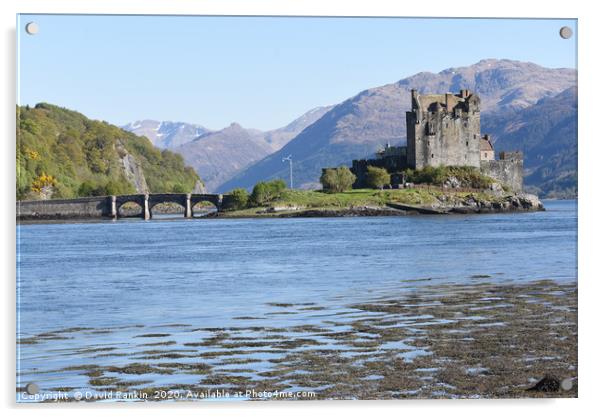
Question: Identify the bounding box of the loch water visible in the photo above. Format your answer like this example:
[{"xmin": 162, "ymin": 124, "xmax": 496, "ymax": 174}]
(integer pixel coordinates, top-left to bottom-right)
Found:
[{"xmin": 16, "ymin": 200, "xmax": 577, "ymax": 396}]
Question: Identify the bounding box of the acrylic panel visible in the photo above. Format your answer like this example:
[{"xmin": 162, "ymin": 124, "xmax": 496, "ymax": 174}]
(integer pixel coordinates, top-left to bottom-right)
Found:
[{"xmin": 16, "ymin": 14, "xmax": 577, "ymax": 402}]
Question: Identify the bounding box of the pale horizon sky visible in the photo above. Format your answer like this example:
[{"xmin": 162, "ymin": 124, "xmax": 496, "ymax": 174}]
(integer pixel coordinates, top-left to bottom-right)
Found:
[{"xmin": 18, "ymin": 15, "xmax": 577, "ymax": 131}]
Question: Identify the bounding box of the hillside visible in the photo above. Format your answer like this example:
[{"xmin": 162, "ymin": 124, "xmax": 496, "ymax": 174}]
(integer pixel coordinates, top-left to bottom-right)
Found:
[
  {"xmin": 218, "ymin": 59, "xmax": 576, "ymax": 194},
  {"xmin": 122, "ymin": 120, "xmax": 210, "ymax": 149},
  {"xmin": 17, "ymin": 103, "xmax": 202, "ymax": 200},
  {"xmin": 483, "ymin": 87, "xmax": 577, "ymax": 198}
]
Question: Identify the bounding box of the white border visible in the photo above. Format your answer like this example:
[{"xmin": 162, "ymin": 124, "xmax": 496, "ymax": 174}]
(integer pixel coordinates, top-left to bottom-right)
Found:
[{"xmin": 2, "ymin": 1, "xmax": 600, "ymax": 416}]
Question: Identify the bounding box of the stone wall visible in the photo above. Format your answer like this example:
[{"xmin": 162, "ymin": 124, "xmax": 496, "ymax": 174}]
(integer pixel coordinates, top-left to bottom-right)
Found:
[
  {"xmin": 17, "ymin": 196, "xmax": 111, "ymax": 220},
  {"xmin": 351, "ymin": 153, "xmax": 407, "ymax": 189},
  {"xmin": 480, "ymin": 152, "xmax": 524, "ymax": 192},
  {"xmin": 17, "ymin": 193, "xmax": 232, "ymax": 220},
  {"xmin": 407, "ymin": 90, "xmax": 481, "ymax": 169}
]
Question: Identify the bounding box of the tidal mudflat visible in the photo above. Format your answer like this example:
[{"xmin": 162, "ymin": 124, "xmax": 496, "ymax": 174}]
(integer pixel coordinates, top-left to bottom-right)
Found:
[{"xmin": 17, "ymin": 278, "xmax": 576, "ymax": 401}]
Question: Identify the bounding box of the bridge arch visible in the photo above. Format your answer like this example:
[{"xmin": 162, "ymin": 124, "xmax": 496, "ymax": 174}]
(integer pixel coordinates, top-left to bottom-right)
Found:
[
  {"xmin": 190, "ymin": 194, "xmax": 223, "ymax": 217},
  {"xmin": 114, "ymin": 195, "xmax": 148, "ymax": 219},
  {"xmin": 110, "ymin": 193, "xmax": 227, "ymax": 220},
  {"xmin": 191, "ymin": 199, "xmax": 218, "ymax": 217},
  {"xmin": 117, "ymin": 200, "xmax": 144, "ymax": 218},
  {"xmin": 148, "ymin": 194, "xmax": 188, "ymax": 219}
]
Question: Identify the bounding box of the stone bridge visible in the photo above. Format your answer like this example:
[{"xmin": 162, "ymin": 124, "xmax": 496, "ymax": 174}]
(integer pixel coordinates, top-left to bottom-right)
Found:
[{"xmin": 17, "ymin": 193, "xmax": 234, "ymax": 221}]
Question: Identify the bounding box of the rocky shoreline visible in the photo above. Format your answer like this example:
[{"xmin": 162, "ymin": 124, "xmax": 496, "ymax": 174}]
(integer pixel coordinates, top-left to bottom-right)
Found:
[{"xmin": 226, "ymin": 192, "xmax": 545, "ymax": 219}]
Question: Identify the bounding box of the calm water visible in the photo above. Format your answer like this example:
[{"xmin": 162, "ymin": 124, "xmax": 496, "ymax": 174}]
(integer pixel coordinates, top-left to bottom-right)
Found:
[
  {"xmin": 16, "ymin": 200, "xmax": 577, "ymax": 397},
  {"xmin": 17, "ymin": 200, "xmax": 577, "ymax": 335}
]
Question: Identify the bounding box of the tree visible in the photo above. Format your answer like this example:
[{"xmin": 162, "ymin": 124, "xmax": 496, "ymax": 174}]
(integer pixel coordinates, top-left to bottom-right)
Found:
[
  {"xmin": 320, "ymin": 167, "xmax": 356, "ymax": 193},
  {"xmin": 250, "ymin": 179, "xmax": 287, "ymax": 206},
  {"xmin": 171, "ymin": 183, "xmax": 188, "ymax": 193},
  {"xmin": 78, "ymin": 180, "xmax": 98, "ymax": 197},
  {"xmin": 15, "ymin": 104, "xmax": 201, "ymax": 200},
  {"xmin": 105, "ymin": 179, "xmax": 135, "ymax": 196},
  {"xmin": 227, "ymin": 188, "xmax": 249, "ymax": 210},
  {"xmin": 366, "ymin": 166, "xmax": 390, "ymax": 189}
]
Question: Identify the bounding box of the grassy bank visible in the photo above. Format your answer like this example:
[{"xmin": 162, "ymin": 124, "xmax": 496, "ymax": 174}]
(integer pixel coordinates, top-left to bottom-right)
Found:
[{"xmin": 221, "ymin": 188, "xmax": 510, "ymax": 217}]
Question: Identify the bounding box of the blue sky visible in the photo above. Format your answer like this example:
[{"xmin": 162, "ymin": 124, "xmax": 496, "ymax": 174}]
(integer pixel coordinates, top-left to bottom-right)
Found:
[{"xmin": 17, "ymin": 15, "xmax": 577, "ymax": 130}]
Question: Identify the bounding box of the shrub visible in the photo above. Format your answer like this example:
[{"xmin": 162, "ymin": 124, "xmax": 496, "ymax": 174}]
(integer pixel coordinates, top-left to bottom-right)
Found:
[
  {"xmin": 250, "ymin": 179, "xmax": 287, "ymax": 206},
  {"xmin": 105, "ymin": 179, "xmax": 135, "ymax": 195},
  {"xmin": 30, "ymin": 173, "xmax": 56, "ymax": 193},
  {"xmin": 404, "ymin": 166, "xmax": 446, "ymax": 184},
  {"xmin": 227, "ymin": 188, "xmax": 250, "ymax": 210},
  {"xmin": 366, "ymin": 166, "xmax": 390, "ymax": 189},
  {"xmin": 77, "ymin": 180, "xmax": 106, "ymax": 197},
  {"xmin": 320, "ymin": 167, "xmax": 356, "ymax": 193},
  {"xmin": 171, "ymin": 183, "xmax": 188, "ymax": 193},
  {"xmin": 404, "ymin": 166, "xmax": 493, "ymax": 189}
]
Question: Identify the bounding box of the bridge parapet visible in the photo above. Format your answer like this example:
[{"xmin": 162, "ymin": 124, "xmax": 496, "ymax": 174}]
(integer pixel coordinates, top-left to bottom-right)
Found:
[
  {"xmin": 18, "ymin": 193, "xmax": 229, "ymax": 221},
  {"xmin": 18, "ymin": 196, "xmax": 112, "ymax": 221}
]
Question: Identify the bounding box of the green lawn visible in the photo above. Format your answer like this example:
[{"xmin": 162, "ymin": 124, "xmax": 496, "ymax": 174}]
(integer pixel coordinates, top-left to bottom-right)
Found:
[{"xmin": 272, "ymin": 188, "xmax": 441, "ymax": 208}]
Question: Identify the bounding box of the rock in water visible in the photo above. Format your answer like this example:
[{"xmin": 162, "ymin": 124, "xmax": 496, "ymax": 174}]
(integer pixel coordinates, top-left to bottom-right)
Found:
[
  {"xmin": 527, "ymin": 375, "xmax": 560, "ymax": 392},
  {"xmin": 518, "ymin": 192, "xmax": 545, "ymax": 210}
]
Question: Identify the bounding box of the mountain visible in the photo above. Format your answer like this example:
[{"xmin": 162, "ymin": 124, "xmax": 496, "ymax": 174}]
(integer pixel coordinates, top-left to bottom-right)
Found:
[
  {"xmin": 218, "ymin": 59, "xmax": 576, "ymax": 193},
  {"xmin": 262, "ymin": 105, "xmax": 333, "ymax": 151},
  {"xmin": 483, "ymin": 87, "xmax": 577, "ymax": 198},
  {"xmin": 174, "ymin": 123, "xmax": 273, "ymax": 192},
  {"xmin": 17, "ymin": 103, "xmax": 202, "ymax": 200},
  {"xmin": 170, "ymin": 106, "xmax": 333, "ymax": 191},
  {"xmin": 122, "ymin": 120, "xmax": 210, "ymax": 149}
]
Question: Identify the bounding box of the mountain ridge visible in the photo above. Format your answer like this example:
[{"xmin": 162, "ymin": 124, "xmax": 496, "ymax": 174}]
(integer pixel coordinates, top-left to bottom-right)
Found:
[
  {"xmin": 483, "ymin": 86, "xmax": 577, "ymax": 197},
  {"xmin": 127, "ymin": 106, "xmax": 333, "ymax": 192},
  {"xmin": 218, "ymin": 59, "xmax": 577, "ymax": 195}
]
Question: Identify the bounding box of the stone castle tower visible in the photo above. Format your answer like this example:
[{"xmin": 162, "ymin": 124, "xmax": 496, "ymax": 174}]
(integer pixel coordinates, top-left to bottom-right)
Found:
[
  {"xmin": 406, "ymin": 89, "xmax": 482, "ymax": 169},
  {"xmin": 346, "ymin": 89, "xmax": 524, "ymax": 191}
]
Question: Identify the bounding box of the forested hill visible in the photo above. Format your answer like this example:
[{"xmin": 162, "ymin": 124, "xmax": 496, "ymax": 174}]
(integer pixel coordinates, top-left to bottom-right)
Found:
[{"xmin": 17, "ymin": 103, "xmax": 202, "ymax": 200}]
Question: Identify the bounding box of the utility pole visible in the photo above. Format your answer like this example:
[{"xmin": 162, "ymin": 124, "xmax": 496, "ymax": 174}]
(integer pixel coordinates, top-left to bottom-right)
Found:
[{"xmin": 282, "ymin": 154, "xmax": 293, "ymax": 189}]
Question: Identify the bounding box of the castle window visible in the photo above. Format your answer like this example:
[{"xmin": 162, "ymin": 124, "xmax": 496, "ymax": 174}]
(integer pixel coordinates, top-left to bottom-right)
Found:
[
  {"xmin": 474, "ymin": 134, "xmax": 477, "ymax": 139},
  {"xmin": 427, "ymin": 122, "xmax": 436, "ymax": 136},
  {"xmin": 431, "ymin": 154, "xmax": 434, "ymax": 158},
  {"xmin": 466, "ymin": 141, "xmax": 468, "ymax": 146}
]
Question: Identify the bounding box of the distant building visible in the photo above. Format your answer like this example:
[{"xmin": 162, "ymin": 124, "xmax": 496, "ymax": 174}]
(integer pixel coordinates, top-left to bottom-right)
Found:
[
  {"xmin": 480, "ymin": 135, "xmax": 494, "ymax": 161},
  {"xmin": 344, "ymin": 90, "xmax": 524, "ymax": 191}
]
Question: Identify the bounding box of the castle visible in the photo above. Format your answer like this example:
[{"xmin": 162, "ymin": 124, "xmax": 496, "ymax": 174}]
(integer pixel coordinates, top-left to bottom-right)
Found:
[{"xmin": 349, "ymin": 90, "xmax": 523, "ymax": 191}]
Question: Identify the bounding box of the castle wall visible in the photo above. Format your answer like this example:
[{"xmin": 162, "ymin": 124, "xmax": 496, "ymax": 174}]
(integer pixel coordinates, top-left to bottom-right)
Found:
[
  {"xmin": 407, "ymin": 91, "xmax": 481, "ymax": 170},
  {"xmin": 481, "ymin": 150, "xmax": 494, "ymax": 160},
  {"xmin": 351, "ymin": 90, "xmax": 525, "ymax": 192},
  {"xmin": 351, "ymin": 153, "xmax": 407, "ymax": 189},
  {"xmin": 406, "ymin": 112, "xmax": 419, "ymax": 169},
  {"xmin": 480, "ymin": 153, "xmax": 523, "ymax": 192}
]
